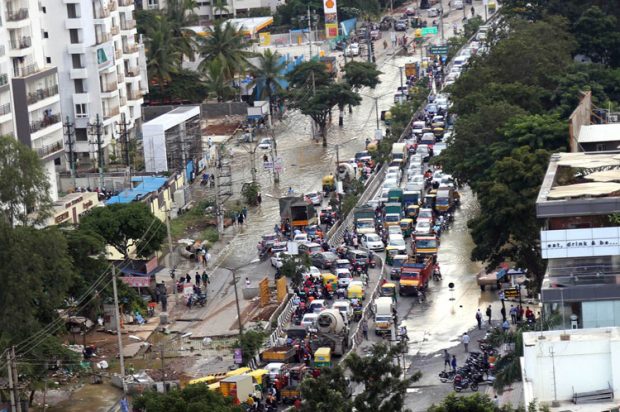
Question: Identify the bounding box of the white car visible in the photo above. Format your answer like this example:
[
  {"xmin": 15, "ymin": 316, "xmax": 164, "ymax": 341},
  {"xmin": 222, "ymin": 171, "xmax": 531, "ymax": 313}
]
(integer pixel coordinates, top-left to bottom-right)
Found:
[
  {"xmin": 385, "ymin": 172, "xmax": 400, "ymax": 182},
  {"xmin": 387, "ymin": 226, "xmax": 402, "ymax": 237},
  {"xmin": 258, "ymin": 138, "xmax": 273, "ymax": 150},
  {"xmin": 434, "ymin": 142, "xmax": 447, "ymax": 156},
  {"xmin": 388, "ymin": 235, "xmax": 407, "ymax": 253},
  {"xmin": 409, "ymin": 174, "xmax": 425, "ymax": 185},
  {"xmin": 453, "ymin": 0, "xmax": 464, "ymax": 9},
  {"xmin": 309, "ymin": 299, "xmax": 326, "ymax": 313},
  {"xmin": 336, "ymin": 268, "xmax": 353, "ymax": 288},
  {"xmin": 405, "ymin": 182, "xmax": 424, "ymax": 192},
  {"xmin": 303, "ymin": 266, "xmax": 322, "ymax": 280},
  {"xmin": 415, "ymin": 219, "xmax": 433, "ymax": 235},
  {"xmin": 345, "ymin": 42, "xmax": 360, "ymax": 57},
  {"xmin": 293, "ymin": 233, "xmax": 309, "ymax": 243},
  {"xmin": 427, "ymin": 7, "xmax": 440, "ymax": 17},
  {"xmin": 301, "ymin": 313, "xmax": 318, "ymax": 329},
  {"xmin": 382, "ymin": 179, "xmax": 399, "ymax": 190},
  {"xmin": 435, "ymin": 96, "xmax": 450, "ymax": 111},
  {"xmin": 270, "ymin": 251, "xmax": 294, "ymax": 268},
  {"xmin": 387, "ymin": 166, "xmax": 402, "ymax": 181},
  {"xmin": 360, "ymin": 233, "xmax": 384, "ymax": 251}
]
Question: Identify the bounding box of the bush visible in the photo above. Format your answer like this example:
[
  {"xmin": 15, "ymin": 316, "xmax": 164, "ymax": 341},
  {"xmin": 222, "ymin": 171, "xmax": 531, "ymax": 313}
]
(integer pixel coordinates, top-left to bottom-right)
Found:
[
  {"xmin": 235, "ymin": 328, "xmax": 267, "ymax": 366},
  {"xmin": 241, "ymin": 182, "xmax": 261, "ymax": 206},
  {"xmin": 201, "ymin": 227, "xmax": 219, "ymax": 243}
]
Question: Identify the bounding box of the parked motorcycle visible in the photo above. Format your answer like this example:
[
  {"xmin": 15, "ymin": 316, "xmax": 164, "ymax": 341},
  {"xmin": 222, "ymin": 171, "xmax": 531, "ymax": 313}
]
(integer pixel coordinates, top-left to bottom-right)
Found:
[
  {"xmin": 438, "ymin": 369, "xmax": 456, "ymax": 383},
  {"xmin": 453, "ymin": 373, "xmax": 479, "ymax": 392},
  {"xmin": 187, "ymin": 293, "xmax": 207, "ymax": 309}
]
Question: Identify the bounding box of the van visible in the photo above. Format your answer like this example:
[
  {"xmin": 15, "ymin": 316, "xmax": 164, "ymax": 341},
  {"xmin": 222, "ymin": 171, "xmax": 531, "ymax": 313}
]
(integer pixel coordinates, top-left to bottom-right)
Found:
[
  {"xmin": 373, "ymin": 296, "xmax": 394, "ymax": 335},
  {"xmin": 453, "ymin": 56, "xmax": 468, "ymax": 68},
  {"xmin": 391, "ymin": 143, "xmax": 407, "ymax": 161}
]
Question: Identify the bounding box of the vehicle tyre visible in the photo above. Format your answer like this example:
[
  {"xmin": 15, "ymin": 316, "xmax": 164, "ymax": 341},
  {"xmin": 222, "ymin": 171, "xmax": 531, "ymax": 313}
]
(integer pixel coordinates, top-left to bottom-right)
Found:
[
  {"xmin": 453, "ymin": 384, "xmax": 462, "ymax": 393},
  {"xmin": 471, "ymin": 382, "xmax": 479, "ymax": 392}
]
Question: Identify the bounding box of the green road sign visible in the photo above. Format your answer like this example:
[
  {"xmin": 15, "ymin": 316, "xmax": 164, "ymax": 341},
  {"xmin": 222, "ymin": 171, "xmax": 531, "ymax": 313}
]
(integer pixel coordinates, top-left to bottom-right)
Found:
[
  {"xmin": 429, "ymin": 45, "xmax": 449, "ymax": 55},
  {"xmin": 421, "ymin": 26, "xmax": 438, "ymax": 36}
]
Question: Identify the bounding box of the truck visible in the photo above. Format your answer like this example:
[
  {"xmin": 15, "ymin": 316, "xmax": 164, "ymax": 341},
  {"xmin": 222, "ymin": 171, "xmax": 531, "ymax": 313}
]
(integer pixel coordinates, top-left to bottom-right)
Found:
[
  {"xmin": 260, "ymin": 346, "xmax": 297, "ymax": 363},
  {"xmin": 315, "ymin": 309, "xmax": 349, "ymax": 355},
  {"xmin": 435, "ymin": 187, "xmax": 454, "ymax": 214},
  {"xmin": 399, "ymin": 258, "xmax": 433, "ymax": 296},
  {"xmin": 413, "ymin": 235, "xmax": 439, "ymax": 262},
  {"xmin": 373, "ymin": 296, "xmax": 394, "ymax": 335},
  {"xmin": 391, "ymin": 142, "xmax": 407, "ymax": 161},
  {"xmin": 279, "ymin": 196, "xmax": 317, "ymax": 229},
  {"xmin": 384, "ymin": 202, "xmax": 402, "ymax": 216},
  {"xmin": 354, "ymin": 205, "xmax": 376, "ymax": 234},
  {"xmin": 220, "ymin": 375, "xmax": 261, "ymax": 404},
  {"xmin": 403, "ymin": 190, "xmax": 422, "ymax": 207}
]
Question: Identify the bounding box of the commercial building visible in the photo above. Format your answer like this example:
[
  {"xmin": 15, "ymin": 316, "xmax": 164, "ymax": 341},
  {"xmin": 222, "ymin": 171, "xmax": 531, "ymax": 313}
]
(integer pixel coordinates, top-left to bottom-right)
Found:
[
  {"xmin": 142, "ymin": 106, "xmax": 204, "ymax": 180},
  {"xmin": 139, "ymin": 0, "xmax": 283, "ymax": 20},
  {"xmin": 47, "ymin": 191, "xmax": 100, "ymax": 226},
  {"xmin": 537, "ymin": 152, "xmax": 620, "ymax": 329},
  {"xmin": 0, "ymin": 0, "xmax": 64, "ymax": 200},
  {"xmin": 44, "ymin": 0, "xmax": 148, "ymax": 171},
  {"xmin": 522, "ymin": 328, "xmax": 619, "ymax": 410}
]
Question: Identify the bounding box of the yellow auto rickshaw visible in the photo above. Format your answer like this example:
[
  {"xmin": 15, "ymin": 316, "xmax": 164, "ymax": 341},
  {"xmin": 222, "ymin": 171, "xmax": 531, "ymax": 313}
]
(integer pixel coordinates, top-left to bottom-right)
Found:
[
  {"xmin": 386, "ymin": 245, "xmax": 400, "ymax": 265},
  {"xmin": 347, "ymin": 282, "xmax": 365, "ymax": 300},
  {"xmin": 314, "ymin": 347, "xmax": 332, "ymax": 368},
  {"xmin": 406, "ymin": 204, "xmax": 420, "ymax": 220},
  {"xmin": 322, "ymin": 273, "xmax": 338, "ymax": 289},
  {"xmin": 380, "ymin": 282, "xmax": 397, "ymax": 299},
  {"xmin": 247, "ymin": 369, "xmax": 268, "ymax": 390},
  {"xmin": 432, "ymin": 127, "xmax": 444, "ymax": 138},
  {"xmin": 322, "ymin": 175, "xmax": 335, "ymax": 193},
  {"xmin": 400, "ymin": 218, "xmax": 414, "ymax": 237},
  {"xmin": 384, "ymin": 110, "xmax": 393, "ymax": 125}
]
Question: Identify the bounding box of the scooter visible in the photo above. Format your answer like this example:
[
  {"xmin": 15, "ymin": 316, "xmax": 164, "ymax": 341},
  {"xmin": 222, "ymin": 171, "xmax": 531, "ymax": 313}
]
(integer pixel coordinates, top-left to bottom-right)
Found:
[
  {"xmin": 433, "ymin": 267, "xmax": 442, "ymax": 281},
  {"xmin": 187, "ymin": 293, "xmax": 207, "ymax": 308},
  {"xmin": 453, "ymin": 373, "xmax": 479, "ymax": 392}
]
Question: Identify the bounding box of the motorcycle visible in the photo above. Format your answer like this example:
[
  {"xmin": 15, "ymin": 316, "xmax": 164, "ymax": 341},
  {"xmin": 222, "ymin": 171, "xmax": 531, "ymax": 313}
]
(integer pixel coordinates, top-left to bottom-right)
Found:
[
  {"xmin": 438, "ymin": 369, "xmax": 456, "ymax": 383},
  {"xmin": 187, "ymin": 293, "xmax": 207, "ymax": 309},
  {"xmin": 433, "ymin": 266, "xmax": 442, "ymax": 281},
  {"xmin": 453, "ymin": 373, "xmax": 479, "ymax": 392}
]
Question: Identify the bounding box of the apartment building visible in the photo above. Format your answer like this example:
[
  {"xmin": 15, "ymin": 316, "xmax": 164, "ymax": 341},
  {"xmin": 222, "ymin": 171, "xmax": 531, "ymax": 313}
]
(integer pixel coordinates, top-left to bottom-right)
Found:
[
  {"xmin": 43, "ymin": 0, "xmax": 148, "ymax": 171},
  {"xmin": 137, "ymin": 0, "xmax": 283, "ymax": 21},
  {"xmin": 0, "ymin": 0, "xmax": 64, "ymax": 200}
]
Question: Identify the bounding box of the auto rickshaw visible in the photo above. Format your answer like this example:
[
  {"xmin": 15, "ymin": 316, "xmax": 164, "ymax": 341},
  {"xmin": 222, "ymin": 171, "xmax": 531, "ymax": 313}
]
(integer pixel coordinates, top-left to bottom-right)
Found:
[
  {"xmin": 384, "ymin": 110, "xmax": 392, "ymax": 125},
  {"xmin": 322, "ymin": 273, "xmax": 338, "ymax": 289},
  {"xmin": 380, "ymin": 282, "xmax": 397, "ymax": 299},
  {"xmin": 322, "ymin": 175, "xmax": 335, "ymax": 193},
  {"xmin": 424, "ymin": 193, "xmax": 437, "ymax": 209},
  {"xmin": 314, "ymin": 347, "xmax": 332, "ymax": 368},
  {"xmin": 385, "ymin": 245, "xmax": 400, "ymax": 265},
  {"xmin": 432, "ymin": 127, "xmax": 444, "ymax": 139},
  {"xmin": 390, "ymin": 254, "xmax": 409, "ymax": 280},
  {"xmin": 399, "ymin": 218, "xmax": 414, "ymax": 237},
  {"xmin": 406, "ymin": 204, "xmax": 420, "ymax": 220},
  {"xmin": 347, "ymin": 282, "xmax": 365, "ymax": 300}
]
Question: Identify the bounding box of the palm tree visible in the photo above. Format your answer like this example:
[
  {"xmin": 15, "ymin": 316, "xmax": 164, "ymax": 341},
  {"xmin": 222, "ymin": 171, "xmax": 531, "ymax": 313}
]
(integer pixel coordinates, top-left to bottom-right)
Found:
[
  {"xmin": 198, "ymin": 21, "xmax": 254, "ymax": 80},
  {"xmin": 144, "ymin": 16, "xmax": 183, "ymax": 96},
  {"xmin": 164, "ymin": 0, "xmax": 198, "ymax": 62},
  {"xmin": 204, "ymin": 58, "xmax": 235, "ymax": 101},
  {"xmin": 212, "ymin": 0, "xmax": 230, "ymax": 19},
  {"xmin": 250, "ymin": 50, "xmax": 286, "ymax": 118}
]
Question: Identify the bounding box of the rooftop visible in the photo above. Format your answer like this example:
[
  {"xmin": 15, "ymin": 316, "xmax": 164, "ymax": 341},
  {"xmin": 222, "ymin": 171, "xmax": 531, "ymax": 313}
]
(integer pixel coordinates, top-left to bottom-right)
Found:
[
  {"xmin": 536, "ymin": 152, "xmax": 620, "ymax": 217},
  {"xmin": 142, "ymin": 106, "xmax": 200, "ymax": 132},
  {"xmin": 523, "ymin": 326, "xmax": 620, "ymax": 347},
  {"xmin": 105, "ymin": 176, "xmax": 169, "ymax": 205},
  {"xmin": 578, "ymin": 123, "xmax": 620, "ymax": 144}
]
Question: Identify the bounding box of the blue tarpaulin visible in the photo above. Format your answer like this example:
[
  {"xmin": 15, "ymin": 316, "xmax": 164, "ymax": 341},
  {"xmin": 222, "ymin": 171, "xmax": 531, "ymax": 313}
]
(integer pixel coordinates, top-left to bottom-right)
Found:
[{"xmin": 106, "ymin": 176, "xmax": 169, "ymax": 205}]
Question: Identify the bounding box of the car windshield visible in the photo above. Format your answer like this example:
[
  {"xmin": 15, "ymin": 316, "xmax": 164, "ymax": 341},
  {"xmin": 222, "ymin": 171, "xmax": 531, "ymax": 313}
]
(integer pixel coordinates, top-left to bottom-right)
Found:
[
  {"xmin": 366, "ymin": 234, "xmax": 380, "ymax": 242},
  {"xmin": 375, "ymin": 316, "xmax": 392, "ymax": 323},
  {"xmin": 416, "ymin": 239, "xmax": 438, "ymax": 248},
  {"xmin": 260, "ymin": 139, "xmax": 271, "ymax": 144},
  {"xmin": 388, "ymin": 227, "xmax": 402, "ymax": 234},
  {"xmin": 419, "ymin": 211, "xmax": 433, "ymax": 218},
  {"xmin": 417, "ymin": 221, "xmax": 431, "ymax": 229},
  {"xmin": 338, "ymin": 272, "xmax": 351, "ymax": 279},
  {"xmin": 390, "ymin": 238, "xmax": 405, "ymax": 247},
  {"xmin": 385, "ymin": 215, "xmax": 400, "ymax": 222},
  {"xmin": 357, "ymin": 221, "xmax": 374, "ymax": 229}
]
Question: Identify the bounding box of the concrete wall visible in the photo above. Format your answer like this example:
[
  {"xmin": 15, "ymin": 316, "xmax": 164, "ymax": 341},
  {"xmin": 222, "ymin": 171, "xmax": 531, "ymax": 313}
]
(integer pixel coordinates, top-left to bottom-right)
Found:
[
  {"xmin": 569, "ymin": 91, "xmax": 592, "ymax": 152},
  {"xmin": 522, "ymin": 328, "xmax": 620, "ymax": 404}
]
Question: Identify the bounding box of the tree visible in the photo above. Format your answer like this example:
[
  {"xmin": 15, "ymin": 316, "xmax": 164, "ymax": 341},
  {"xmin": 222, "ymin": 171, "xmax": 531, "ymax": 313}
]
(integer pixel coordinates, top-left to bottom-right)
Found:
[
  {"xmin": 203, "ymin": 58, "xmax": 235, "ymax": 101},
  {"xmin": 250, "ymin": 50, "xmax": 286, "ymax": 116},
  {"xmin": 333, "ymin": 82, "xmax": 362, "ymax": 127},
  {"xmin": 286, "ymin": 61, "xmax": 332, "ymax": 89},
  {"xmin": 143, "ymin": 16, "xmax": 183, "ymax": 96},
  {"xmin": 198, "ymin": 21, "xmax": 254, "ymax": 80},
  {"xmin": 344, "ymin": 343, "xmax": 421, "ymax": 412},
  {"xmin": 343, "ymin": 61, "xmax": 382, "ymax": 90},
  {"xmin": 573, "ymin": 6, "xmax": 620, "ymax": 65},
  {"xmin": 146, "ymin": 69, "xmax": 209, "ymax": 103},
  {"xmin": 300, "ymin": 365, "xmax": 353, "ymax": 412},
  {"xmin": 80, "ymin": 202, "xmax": 166, "ymax": 259},
  {"xmin": 0, "ymin": 135, "xmax": 52, "ymax": 227},
  {"xmin": 428, "ymin": 393, "xmax": 516, "ymax": 412},
  {"xmin": 133, "ymin": 384, "xmax": 244, "ymax": 412},
  {"xmin": 235, "ymin": 328, "xmax": 267, "ymax": 365},
  {"xmin": 212, "ymin": 0, "xmax": 230, "ymax": 19}
]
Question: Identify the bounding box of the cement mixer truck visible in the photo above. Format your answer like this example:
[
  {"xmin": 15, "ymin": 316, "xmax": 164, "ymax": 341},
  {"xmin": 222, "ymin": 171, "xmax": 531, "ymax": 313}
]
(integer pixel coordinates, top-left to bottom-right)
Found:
[{"xmin": 315, "ymin": 309, "xmax": 349, "ymax": 356}]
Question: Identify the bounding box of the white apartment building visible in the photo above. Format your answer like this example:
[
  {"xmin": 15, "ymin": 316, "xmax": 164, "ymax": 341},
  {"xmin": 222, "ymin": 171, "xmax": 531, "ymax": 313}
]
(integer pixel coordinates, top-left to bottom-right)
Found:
[
  {"xmin": 139, "ymin": 0, "xmax": 283, "ymax": 21},
  {"xmin": 0, "ymin": 0, "xmax": 64, "ymax": 200},
  {"xmin": 43, "ymin": 0, "xmax": 148, "ymax": 172}
]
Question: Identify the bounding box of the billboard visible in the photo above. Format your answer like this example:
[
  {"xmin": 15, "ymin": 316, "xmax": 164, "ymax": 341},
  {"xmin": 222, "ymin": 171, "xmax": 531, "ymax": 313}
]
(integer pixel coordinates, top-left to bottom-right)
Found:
[
  {"xmin": 323, "ymin": 0, "xmax": 338, "ymax": 38},
  {"xmin": 540, "ymin": 227, "xmax": 620, "ymax": 259},
  {"xmin": 259, "ymin": 32, "xmax": 271, "ymax": 46}
]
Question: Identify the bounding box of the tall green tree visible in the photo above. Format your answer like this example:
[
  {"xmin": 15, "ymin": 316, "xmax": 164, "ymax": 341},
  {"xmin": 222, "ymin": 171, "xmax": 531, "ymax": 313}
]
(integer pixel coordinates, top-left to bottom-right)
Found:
[
  {"xmin": 573, "ymin": 6, "xmax": 620, "ymax": 66},
  {"xmin": 333, "ymin": 82, "xmax": 362, "ymax": 127},
  {"xmin": 198, "ymin": 21, "xmax": 254, "ymax": 80},
  {"xmin": 286, "ymin": 61, "xmax": 332, "ymax": 89},
  {"xmin": 0, "ymin": 135, "xmax": 52, "ymax": 227},
  {"xmin": 143, "ymin": 16, "xmax": 183, "ymax": 96},
  {"xmin": 250, "ymin": 49, "xmax": 286, "ymax": 116},
  {"xmin": 133, "ymin": 384, "xmax": 244, "ymax": 412},
  {"xmin": 204, "ymin": 58, "xmax": 236, "ymax": 101},
  {"xmin": 80, "ymin": 203, "xmax": 166, "ymax": 259},
  {"xmin": 300, "ymin": 365, "xmax": 352, "ymax": 412},
  {"xmin": 343, "ymin": 61, "xmax": 382, "ymax": 90}
]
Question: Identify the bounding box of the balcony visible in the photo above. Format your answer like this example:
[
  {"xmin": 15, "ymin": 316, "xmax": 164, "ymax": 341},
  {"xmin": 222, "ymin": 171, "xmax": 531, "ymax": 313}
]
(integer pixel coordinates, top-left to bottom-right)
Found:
[
  {"xmin": 109, "ymin": 0, "xmax": 118, "ymax": 10},
  {"xmin": 128, "ymin": 90, "xmax": 142, "ymax": 100},
  {"xmin": 30, "ymin": 114, "xmax": 60, "ymax": 134},
  {"xmin": 14, "ymin": 64, "xmax": 39, "ymax": 78},
  {"xmin": 101, "ymin": 80, "xmax": 118, "ymax": 93},
  {"xmin": 0, "ymin": 103, "xmax": 11, "ymax": 116},
  {"xmin": 118, "ymin": 0, "xmax": 133, "ymax": 7},
  {"xmin": 93, "ymin": 7, "xmax": 110, "ymax": 19},
  {"xmin": 6, "ymin": 8, "xmax": 29, "ymax": 22},
  {"xmin": 10, "ymin": 36, "xmax": 31, "ymax": 50},
  {"xmin": 126, "ymin": 67, "xmax": 140, "ymax": 78},
  {"xmin": 103, "ymin": 106, "xmax": 120, "ymax": 119},
  {"xmin": 36, "ymin": 140, "xmax": 64, "ymax": 159},
  {"xmin": 111, "ymin": 25, "xmax": 120, "ymax": 35},
  {"xmin": 0, "ymin": 74, "xmax": 8, "ymax": 88},
  {"xmin": 95, "ymin": 32, "xmax": 112, "ymax": 45},
  {"xmin": 121, "ymin": 19, "xmax": 136, "ymax": 30},
  {"xmin": 123, "ymin": 43, "xmax": 139, "ymax": 54},
  {"xmin": 27, "ymin": 84, "xmax": 59, "ymax": 105}
]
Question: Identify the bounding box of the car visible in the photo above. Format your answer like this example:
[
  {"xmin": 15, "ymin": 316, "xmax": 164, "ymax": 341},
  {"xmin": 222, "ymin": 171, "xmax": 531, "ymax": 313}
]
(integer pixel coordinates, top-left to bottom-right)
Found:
[
  {"xmin": 412, "ymin": 121, "xmax": 426, "ymax": 136},
  {"xmin": 433, "ymin": 142, "xmax": 447, "ymax": 156},
  {"xmin": 370, "ymin": 29, "xmax": 381, "ymax": 40},
  {"xmin": 427, "ymin": 7, "xmax": 440, "ymax": 17},
  {"xmin": 418, "ymin": 208, "xmax": 434, "ymax": 222},
  {"xmin": 409, "ymin": 174, "xmax": 425, "ymax": 185},
  {"xmin": 305, "ymin": 191, "xmax": 322, "ymax": 206},
  {"xmin": 453, "ymin": 0, "xmax": 464, "ymax": 9},
  {"xmin": 405, "ymin": 182, "xmax": 424, "ymax": 192},
  {"xmin": 310, "ymin": 251, "xmax": 339, "ymax": 269},
  {"xmin": 360, "ymin": 233, "xmax": 384, "ymax": 251},
  {"xmin": 382, "ymin": 179, "xmax": 399, "ymax": 190},
  {"xmin": 336, "ymin": 268, "xmax": 353, "ymax": 288},
  {"xmin": 388, "ymin": 235, "xmax": 407, "ymax": 253},
  {"xmin": 293, "ymin": 233, "xmax": 309, "ymax": 244},
  {"xmin": 415, "ymin": 219, "xmax": 433, "ymax": 235},
  {"xmin": 301, "ymin": 313, "xmax": 319, "ymax": 329},
  {"xmin": 298, "ymin": 242, "xmax": 322, "ymax": 255},
  {"xmin": 405, "ymin": 7, "xmax": 416, "ymax": 16},
  {"xmin": 387, "ymin": 166, "xmax": 402, "ymax": 181},
  {"xmin": 387, "ymin": 226, "xmax": 403, "ymax": 236},
  {"xmin": 385, "ymin": 172, "xmax": 400, "ymax": 182},
  {"xmin": 258, "ymin": 138, "xmax": 273, "ymax": 150},
  {"xmin": 345, "ymin": 42, "xmax": 360, "ymax": 57},
  {"xmin": 335, "ymin": 259, "xmax": 353, "ymax": 271},
  {"xmin": 435, "ymin": 95, "xmax": 449, "ymax": 111},
  {"xmin": 303, "ymin": 266, "xmax": 322, "ymax": 280},
  {"xmin": 431, "ymin": 115, "xmax": 445, "ymax": 128},
  {"xmin": 346, "ymin": 249, "xmax": 373, "ymax": 268},
  {"xmin": 309, "ymin": 299, "xmax": 326, "ymax": 313},
  {"xmin": 270, "ymin": 251, "xmax": 294, "ymax": 268},
  {"xmin": 425, "ymin": 103, "xmax": 439, "ymax": 114},
  {"xmin": 394, "ymin": 20, "xmax": 408, "ymax": 31},
  {"xmin": 452, "ymin": 56, "xmax": 468, "ymax": 68}
]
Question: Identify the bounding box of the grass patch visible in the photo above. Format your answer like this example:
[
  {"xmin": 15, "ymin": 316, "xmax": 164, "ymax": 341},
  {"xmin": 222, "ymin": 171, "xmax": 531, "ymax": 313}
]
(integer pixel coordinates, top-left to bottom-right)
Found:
[
  {"xmin": 170, "ymin": 200, "xmax": 215, "ymax": 239},
  {"xmin": 201, "ymin": 227, "xmax": 220, "ymax": 243}
]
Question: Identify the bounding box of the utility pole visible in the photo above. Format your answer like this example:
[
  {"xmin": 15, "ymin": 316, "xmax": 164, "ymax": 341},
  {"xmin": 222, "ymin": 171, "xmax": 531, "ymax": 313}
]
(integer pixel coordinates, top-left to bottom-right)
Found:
[
  {"xmin": 439, "ymin": 1, "xmax": 444, "ymax": 41},
  {"xmin": 231, "ymin": 268, "xmax": 243, "ymax": 336},
  {"xmin": 310, "ymin": 71, "xmax": 316, "ymax": 140},
  {"xmin": 64, "ymin": 116, "xmax": 77, "ymax": 188},
  {"xmin": 165, "ymin": 210, "xmax": 177, "ymax": 302},
  {"xmin": 10, "ymin": 347, "xmax": 20, "ymax": 412},
  {"xmin": 214, "ymin": 146, "xmax": 224, "ymax": 234},
  {"xmin": 117, "ymin": 113, "xmax": 132, "ymax": 187},
  {"xmin": 7, "ymin": 350, "xmax": 17, "ymax": 412},
  {"xmin": 399, "ymin": 66, "xmax": 404, "ymax": 91},
  {"xmin": 307, "ymin": 6, "xmax": 313, "ymax": 60},
  {"xmin": 366, "ymin": 31, "xmax": 373, "ymax": 63},
  {"xmin": 270, "ymin": 128, "xmax": 279, "ymax": 183},
  {"xmin": 374, "ymin": 97, "xmax": 380, "ymax": 129},
  {"xmin": 111, "ymin": 266, "xmax": 126, "ymax": 393},
  {"xmin": 88, "ymin": 114, "xmax": 105, "ymax": 190},
  {"xmin": 335, "ymin": 144, "xmax": 342, "ymax": 213}
]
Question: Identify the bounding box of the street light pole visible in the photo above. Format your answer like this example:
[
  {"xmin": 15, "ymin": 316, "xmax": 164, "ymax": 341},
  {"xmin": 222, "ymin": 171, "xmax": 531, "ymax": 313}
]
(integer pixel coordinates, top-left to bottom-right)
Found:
[{"xmin": 374, "ymin": 97, "xmax": 380, "ymax": 129}]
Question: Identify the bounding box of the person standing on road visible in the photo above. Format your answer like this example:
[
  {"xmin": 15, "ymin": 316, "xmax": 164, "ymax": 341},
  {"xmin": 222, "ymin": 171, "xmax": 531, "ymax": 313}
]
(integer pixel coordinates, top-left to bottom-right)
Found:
[
  {"xmin": 443, "ymin": 349, "xmax": 451, "ymax": 370},
  {"xmin": 362, "ymin": 319, "xmax": 369, "ymax": 340},
  {"xmin": 185, "ymin": 273, "xmax": 191, "ymax": 284},
  {"xmin": 486, "ymin": 305, "xmax": 492, "ymax": 326},
  {"xmin": 257, "ymin": 192, "xmax": 262, "ymax": 205},
  {"xmin": 160, "ymin": 283, "xmax": 168, "ymax": 312},
  {"xmin": 471, "ymin": 6, "xmax": 475, "ymax": 17},
  {"xmin": 500, "ymin": 305, "xmax": 507, "ymax": 323},
  {"xmin": 475, "ymin": 309, "xmax": 482, "ymax": 330},
  {"xmin": 451, "ymin": 355, "xmax": 457, "ymax": 372},
  {"xmin": 510, "ymin": 305, "xmax": 517, "ymax": 324},
  {"xmin": 462, "ymin": 332, "xmax": 470, "ymax": 352},
  {"xmin": 195, "ymin": 271, "xmax": 201, "ymax": 286}
]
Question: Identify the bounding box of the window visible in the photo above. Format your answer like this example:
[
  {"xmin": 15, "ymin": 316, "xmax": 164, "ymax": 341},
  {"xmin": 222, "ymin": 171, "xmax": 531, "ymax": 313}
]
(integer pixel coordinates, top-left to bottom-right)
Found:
[
  {"xmin": 67, "ymin": 3, "xmax": 79, "ymax": 18},
  {"xmin": 76, "ymin": 128, "xmax": 88, "ymax": 142},
  {"xmin": 74, "ymin": 79, "xmax": 85, "ymax": 93},
  {"xmin": 43, "ymin": 31, "xmax": 49, "ymax": 39},
  {"xmin": 69, "ymin": 29, "xmax": 80, "ymax": 44},
  {"xmin": 71, "ymin": 54, "xmax": 83, "ymax": 69},
  {"xmin": 46, "ymin": 57, "xmax": 51, "ymax": 64},
  {"xmin": 54, "ymin": 157, "xmax": 61, "ymax": 166},
  {"xmin": 75, "ymin": 103, "xmax": 87, "ymax": 118},
  {"xmin": 596, "ymin": 143, "xmax": 607, "ymax": 151}
]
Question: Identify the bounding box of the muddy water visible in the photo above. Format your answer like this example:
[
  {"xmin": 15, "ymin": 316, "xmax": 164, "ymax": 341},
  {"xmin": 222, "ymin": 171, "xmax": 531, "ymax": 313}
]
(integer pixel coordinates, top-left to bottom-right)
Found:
[{"xmin": 44, "ymin": 383, "xmax": 122, "ymax": 412}]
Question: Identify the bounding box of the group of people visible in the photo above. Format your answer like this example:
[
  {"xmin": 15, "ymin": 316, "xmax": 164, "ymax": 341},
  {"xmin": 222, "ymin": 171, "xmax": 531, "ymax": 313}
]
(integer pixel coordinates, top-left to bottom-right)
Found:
[{"xmin": 233, "ymin": 206, "xmax": 249, "ymax": 226}]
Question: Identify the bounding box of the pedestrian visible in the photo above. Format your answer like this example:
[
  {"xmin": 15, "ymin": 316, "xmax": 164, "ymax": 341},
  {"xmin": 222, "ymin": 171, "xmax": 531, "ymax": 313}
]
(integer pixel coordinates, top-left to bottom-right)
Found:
[
  {"xmin": 500, "ymin": 305, "xmax": 507, "ymax": 323},
  {"xmin": 486, "ymin": 305, "xmax": 492, "ymax": 326},
  {"xmin": 502, "ymin": 319, "xmax": 510, "ymax": 332},
  {"xmin": 362, "ymin": 319, "xmax": 369, "ymax": 340},
  {"xmin": 499, "ymin": 290, "xmax": 505, "ymax": 303},
  {"xmin": 202, "ymin": 271, "xmax": 209, "ymax": 285},
  {"xmin": 475, "ymin": 309, "xmax": 482, "ymax": 330},
  {"xmin": 494, "ymin": 395, "xmax": 500, "ymax": 408},
  {"xmin": 443, "ymin": 349, "xmax": 450, "ymax": 370},
  {"xmin": 257, "ymin": 192, "xmax": 262, "ymax": 205},
  {"xmin": 185, "ymin": 273, "xmax": 191, "ymax": 284},
  {"xmin": 471, "ymin": 6, "xmax": 475, "ymax": 17},
  {"xmin": 160, "ymin": 284, "xmax": 168, "ymax": 312},
  {"xmin": 238, "ymin": 213, "xmax": 244, "ymax": 226},
  {"xmin": 510, "ymin": 305, "xmax": 517, "ymax": 324},
  {"xmin": 462, "ymin": 332, "xmax": 470, "ymax": 352},
  {"xmin": 242, "ymin": 206, "xmax": 248, "ymax": 220},
  {"xmin": 451, "ymin": 355, "xmax": 457, "ymax": 372},
  {"xmin": 195, "ymin": 271, "xmax": 201, "ymax": 286}
]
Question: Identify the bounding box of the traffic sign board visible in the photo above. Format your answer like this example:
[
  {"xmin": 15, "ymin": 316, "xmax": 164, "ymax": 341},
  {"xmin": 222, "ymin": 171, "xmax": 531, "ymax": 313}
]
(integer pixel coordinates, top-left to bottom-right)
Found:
[
  {"xmin": 422, "ymin": 26, "xmax": 438, "ymax": 36},
  {"xmin": 429, "ymin": 45, "xmax": 449, "ymax": 55},
  {"xmin": 503, "ymin": 288, "xmax": 520, "ymax": 299}
]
